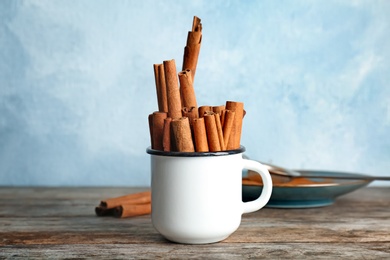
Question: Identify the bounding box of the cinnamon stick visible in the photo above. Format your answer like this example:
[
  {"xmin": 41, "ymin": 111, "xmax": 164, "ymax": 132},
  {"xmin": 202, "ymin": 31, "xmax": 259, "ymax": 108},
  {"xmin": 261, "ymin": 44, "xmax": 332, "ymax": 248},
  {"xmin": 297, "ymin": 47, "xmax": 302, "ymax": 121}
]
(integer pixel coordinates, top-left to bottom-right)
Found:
[
  {"xmin": 213, "ymin": 105, "xmax": 225, "ymax": 128},
  {"xmin": 99, "ymin": 191, "xmax": 151, "ymax": 209},
  {"xmin": 192, "ymin": 117, "xmax": 209, "ymax": 152},
  {"xmin": 204, "ymin": 112, "xmax": 221, "ymax": 152},
  {"xmin": 171, "ymin": 117, "xmax": 195, "ymax": 152},
  {"xmin": 182, "ymin": 106, "xmax": 197, "ymax": 126},
  {"xmin": 182, "ymin": 16, "xmax": 202, "ymax": 81},
  {"xmin": 162, "ymin": 117, "xmax": 172, "ymax": 152},
  {"xmin": 214, "ymin": 113, "xmax": 226, "ymax": 151},
  {"xmin": 153, "ymin": 63, "xmax": 168, "ymax": 113},
  {"xmin": 222, "ymin": 110, "xmax": 235, "ymax": 148},
  {"xmin": 113, "ymin": 203, "xmax": 151, "ymax": 218},
  {"xmin": 95, "ymin": 206, "xmax": 115, "ymax": 217},
  {"xmin": 95, "ymin": 190, "xmax": 152, "ymax": 218},
  {"xmin": 225, "ymin": 101, "xmax": 244, "ymax": 150},
  {"xmin": 148, "ymin": 113, "xmax": 154, "ymax": 148},
  {"xmin": 220, "ymin": 110, "xmax": 226, "ymax": 128},
  {"xmin": 192, "ymin": 16, "xmax": 202, "ymax": 32},
  {"xmin": 179, "ymin": 69, "xmax": 198, "ymax": 117},
  {"xmin": 198, "ymin": 105, "xmax": 212, "ymax": 118},
  {"xmin": 212, "ymin": 105, "xmax": 225, "ymax": 116},
  {"xmin": 152, "ymin": 112, "xmax": 167, "ymax": 151},
  {"xmin": 164, "ymin": 59, "xmax": 182, "ymax": 119}
]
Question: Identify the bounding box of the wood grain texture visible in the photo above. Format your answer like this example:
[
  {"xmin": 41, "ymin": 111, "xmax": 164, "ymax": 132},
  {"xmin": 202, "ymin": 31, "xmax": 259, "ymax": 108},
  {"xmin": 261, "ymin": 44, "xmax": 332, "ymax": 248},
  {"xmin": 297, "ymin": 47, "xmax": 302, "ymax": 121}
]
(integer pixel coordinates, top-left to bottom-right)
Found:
[{"xmin": 0, "ymin": 187, "xmax": 389, "ymax": 259}]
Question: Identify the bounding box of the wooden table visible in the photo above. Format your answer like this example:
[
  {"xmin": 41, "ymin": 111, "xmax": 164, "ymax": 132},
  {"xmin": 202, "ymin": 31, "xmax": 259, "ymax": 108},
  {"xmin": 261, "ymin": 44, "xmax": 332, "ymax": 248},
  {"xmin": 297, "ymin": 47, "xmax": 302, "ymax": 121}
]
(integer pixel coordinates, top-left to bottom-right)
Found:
[{"xmin": 0, "ymin": 187, "xmax": 389, "ymax": 259}]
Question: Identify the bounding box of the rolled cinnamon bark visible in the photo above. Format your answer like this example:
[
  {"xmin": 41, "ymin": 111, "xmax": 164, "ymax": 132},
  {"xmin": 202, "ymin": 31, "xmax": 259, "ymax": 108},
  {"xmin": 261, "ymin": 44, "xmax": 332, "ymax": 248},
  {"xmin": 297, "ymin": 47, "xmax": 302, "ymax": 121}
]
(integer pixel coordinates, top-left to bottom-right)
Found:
[
  {"xmin": 164, "ymin": 59, "xmax": 182, "ymax": 119},
  {"xmin": 192, "ymin": 117, "xmax": 209, "ymax": 152},
  {"xmin": 183, "ymin": 43, "xmax": 201, "ymax": 81},
  {"xmin": 225, "ymin": 101, "xmax": 244, "ymax": 150},
  {"xmin": 152, "ymin": 112, "xmax": 167, "ymax": 151},
  {"xmin": 171, "ymin": 117, "xmax": 195, "ymax": 152},
  {"xmin": 204, "ymin": 112, "xmax": 221, "ymax": 152},
  {"xmin": 114, "ymin": 203, "xmax": 151, "ymax": 218},
  {"xmin": 153, "ymin": 63, "xmax": 168, "ymax": 113},
  {"xmin": 213, "ymin": 105, "xmax": 226, "ymax": 128},
  {"xmin": 162, "ymin": 117, "xmax": 172, "ymax": 152},
  {"xmin": 182, "ymin": 106, "xmax": 197, "ymax": 126},
  {"xmin": 182, "ymin": 16, "xmax": 202, "ymax": 81},
  {"xmin": 179, "ymin": 70, "xmax": 198, "ymax": 117},
  {"xmin": 214, "ymin": 113, "xmax": 226, "ymax": 151},
  {"xmin": 222, "ymin": 110, "xmax": 235, "ymax": 148},
  {"xmin": 186, "ymin": 31, "xmax": 202, "ymax": 47},
  {"xmin": 148, "ymin": 114, "xmax": 154, "ymax": 148},
  {"xmin": 153, "ymin": 64, "xmax": 161, "ymax": 109},
  {"xmin": 96, "ymin": 201, "xmax": 151, "ymax": 218},
  {"xmin": 198, "ymin": 105, "xmax": 212, "ymax": 118},
  {"xmin": 220, "ymin": 109, "xmax": 226, "ymax": 128},
  {"xmin": 212, "ymin": 105, "xmax": 225, "ymax": 116},
  {"xmin": 95, "ymin": 206, "xmax": 115, "ymax": 217},
  {"xmin": 191, "ymin": 16, "xmax": 202, "ymax": 32},
  {"xmin": 99, "ymin": 191, "xmax": 151, "ymax": 209}
]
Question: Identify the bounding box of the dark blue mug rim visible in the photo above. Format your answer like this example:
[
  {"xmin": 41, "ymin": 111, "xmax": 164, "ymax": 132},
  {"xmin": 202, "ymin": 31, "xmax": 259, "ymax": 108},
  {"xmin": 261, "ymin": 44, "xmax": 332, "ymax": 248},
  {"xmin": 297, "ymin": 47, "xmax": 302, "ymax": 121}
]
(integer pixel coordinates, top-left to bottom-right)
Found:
[{"xmin": 146, "ymin": 146, "xmax": 246, "ymax": 157}]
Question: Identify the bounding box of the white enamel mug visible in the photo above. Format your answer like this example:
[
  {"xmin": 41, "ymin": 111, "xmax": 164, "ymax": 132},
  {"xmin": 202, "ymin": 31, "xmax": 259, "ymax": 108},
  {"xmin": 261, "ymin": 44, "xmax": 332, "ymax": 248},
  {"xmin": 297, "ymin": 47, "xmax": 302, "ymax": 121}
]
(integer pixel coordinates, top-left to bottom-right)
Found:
[{"xmin": 147, "ymin": 146, "xmax": 272, "ymax": 244}]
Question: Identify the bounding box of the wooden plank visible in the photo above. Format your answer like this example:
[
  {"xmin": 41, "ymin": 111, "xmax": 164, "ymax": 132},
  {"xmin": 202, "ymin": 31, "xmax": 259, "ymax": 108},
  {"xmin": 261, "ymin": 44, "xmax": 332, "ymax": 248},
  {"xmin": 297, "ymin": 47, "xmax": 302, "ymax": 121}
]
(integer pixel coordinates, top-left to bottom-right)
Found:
[
  {"xmin": 0, "ymin": 187, "xmax": 389, "ymax": 259},
  {"xmin": 1, "ymin": 243, "xmax": 389, "ymax": 259}
]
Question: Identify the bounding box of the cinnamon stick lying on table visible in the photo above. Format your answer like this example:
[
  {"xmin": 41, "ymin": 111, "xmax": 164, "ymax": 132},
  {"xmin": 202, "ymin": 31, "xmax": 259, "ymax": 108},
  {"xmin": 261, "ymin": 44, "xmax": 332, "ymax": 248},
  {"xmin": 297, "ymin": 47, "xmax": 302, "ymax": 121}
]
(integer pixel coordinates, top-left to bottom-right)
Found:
[
  {"xmin": 95, "ymin": 206, "xmax": 116, "ymax": 217},
  {"xmin": 95, "ymin": 191, "xmax": 151, "ymax": 218},
  {"xmin": 96, "ymin": 203, "xmax": 151, "ymax": 218},
  {"xmin": 113, "ymin": 203, "xmax": 151, "ymax": 218},
  {"xmin": 99, "ymin": 191, "xmax": 151, "ymax": 209}
]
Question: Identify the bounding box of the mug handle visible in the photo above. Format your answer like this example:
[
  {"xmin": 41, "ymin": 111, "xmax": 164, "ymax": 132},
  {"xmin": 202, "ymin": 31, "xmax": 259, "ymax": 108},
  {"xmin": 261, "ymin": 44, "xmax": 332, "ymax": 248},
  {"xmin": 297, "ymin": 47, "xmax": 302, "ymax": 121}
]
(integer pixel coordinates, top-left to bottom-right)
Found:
[{"xmin": 242, "ymin": 159, "xmax": 273, "ymax": 214}]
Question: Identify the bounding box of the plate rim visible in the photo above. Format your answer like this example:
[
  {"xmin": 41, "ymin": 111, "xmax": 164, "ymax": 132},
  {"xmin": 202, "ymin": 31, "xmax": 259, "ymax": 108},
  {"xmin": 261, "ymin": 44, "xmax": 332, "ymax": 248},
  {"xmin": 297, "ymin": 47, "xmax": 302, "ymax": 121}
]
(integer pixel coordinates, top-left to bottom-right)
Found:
[{"xmin": 244, "ymin": 170, "xmax": 372, "ymax": 188}]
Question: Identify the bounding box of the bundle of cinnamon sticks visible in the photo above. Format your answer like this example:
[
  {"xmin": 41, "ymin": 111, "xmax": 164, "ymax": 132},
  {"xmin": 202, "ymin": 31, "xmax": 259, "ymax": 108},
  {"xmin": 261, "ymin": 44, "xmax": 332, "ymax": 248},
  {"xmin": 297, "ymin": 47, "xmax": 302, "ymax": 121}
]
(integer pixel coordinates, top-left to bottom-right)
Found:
[
  {"xmin": 95, "ymin": 191, "xmax": 151, "ymax": 218},
  {"xmin": 148, "ymin": 16, "xmax": 245, "ymax": 152}
]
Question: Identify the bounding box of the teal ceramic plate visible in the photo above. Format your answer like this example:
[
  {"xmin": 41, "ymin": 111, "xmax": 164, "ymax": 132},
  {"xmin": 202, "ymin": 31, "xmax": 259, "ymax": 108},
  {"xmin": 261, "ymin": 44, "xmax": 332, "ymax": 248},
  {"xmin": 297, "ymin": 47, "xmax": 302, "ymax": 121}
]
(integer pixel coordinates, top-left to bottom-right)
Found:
[{"xmin": 242, "ymin": 170, "xmax": 372, "ymax": 208}]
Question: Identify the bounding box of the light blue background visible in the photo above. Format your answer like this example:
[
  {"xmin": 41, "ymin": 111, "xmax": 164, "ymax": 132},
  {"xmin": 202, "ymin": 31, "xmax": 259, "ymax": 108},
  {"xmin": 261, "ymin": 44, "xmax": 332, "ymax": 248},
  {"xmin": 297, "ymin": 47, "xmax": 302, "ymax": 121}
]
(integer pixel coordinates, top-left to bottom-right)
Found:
[{"xmin": 1, "ymin": 0, "xmax": 389, "ymax": 186}]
